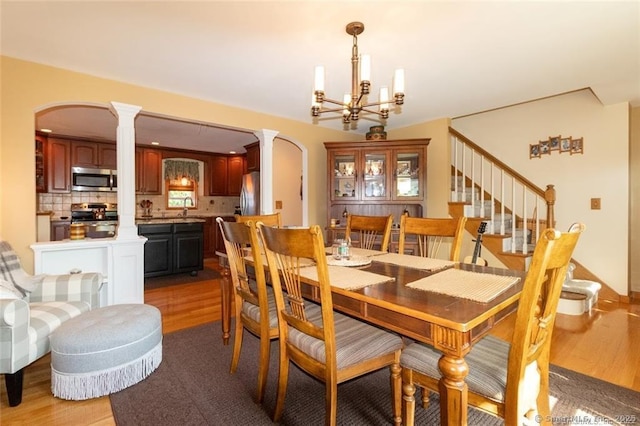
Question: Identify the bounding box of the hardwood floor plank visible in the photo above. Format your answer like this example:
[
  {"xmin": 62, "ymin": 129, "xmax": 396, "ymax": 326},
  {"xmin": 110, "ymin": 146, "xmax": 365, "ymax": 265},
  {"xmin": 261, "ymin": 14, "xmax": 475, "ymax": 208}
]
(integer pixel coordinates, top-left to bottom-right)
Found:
[{"xmin": 1, "ymin": 258, "xmax": 638, "ymax": 425}]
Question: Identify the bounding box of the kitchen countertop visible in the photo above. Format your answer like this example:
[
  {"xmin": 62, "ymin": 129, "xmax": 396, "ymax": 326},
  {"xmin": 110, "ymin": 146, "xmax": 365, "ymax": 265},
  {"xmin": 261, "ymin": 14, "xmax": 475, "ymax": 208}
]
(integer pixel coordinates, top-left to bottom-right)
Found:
[{"xmin": 135, "ymin": 217, "xmax": 206, "ymax": 224}]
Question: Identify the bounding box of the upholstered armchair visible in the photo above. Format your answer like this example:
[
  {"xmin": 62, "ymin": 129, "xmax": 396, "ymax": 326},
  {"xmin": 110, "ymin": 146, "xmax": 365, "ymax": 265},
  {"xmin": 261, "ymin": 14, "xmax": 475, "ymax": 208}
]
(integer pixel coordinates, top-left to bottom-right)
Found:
[{"xmin": 0, "ymin": 241, "xmax": 103, "ymax": 406}]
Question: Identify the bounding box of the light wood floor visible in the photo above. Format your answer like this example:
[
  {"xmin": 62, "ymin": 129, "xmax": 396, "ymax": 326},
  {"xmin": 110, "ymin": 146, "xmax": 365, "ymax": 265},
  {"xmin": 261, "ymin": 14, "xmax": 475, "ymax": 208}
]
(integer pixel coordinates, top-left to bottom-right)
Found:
[{"xmin": 2, "ymin": 258, "xmax": 639, "ymax": 425}]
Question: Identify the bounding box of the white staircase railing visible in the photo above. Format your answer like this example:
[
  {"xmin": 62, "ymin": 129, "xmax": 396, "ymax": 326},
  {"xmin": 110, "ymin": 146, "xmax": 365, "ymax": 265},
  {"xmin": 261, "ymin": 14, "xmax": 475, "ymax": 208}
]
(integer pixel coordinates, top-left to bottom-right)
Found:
[{"xmin": 450, "ymin": 128, "xmax": 556, "ymax": 255}]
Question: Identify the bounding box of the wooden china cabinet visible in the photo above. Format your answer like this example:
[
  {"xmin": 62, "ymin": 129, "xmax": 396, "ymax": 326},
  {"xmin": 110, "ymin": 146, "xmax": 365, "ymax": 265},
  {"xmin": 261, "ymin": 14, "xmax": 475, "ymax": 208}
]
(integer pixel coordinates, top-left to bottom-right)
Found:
[{"xmin": 324, "ymin": 138, "xmax": 429, "ymax": 241}]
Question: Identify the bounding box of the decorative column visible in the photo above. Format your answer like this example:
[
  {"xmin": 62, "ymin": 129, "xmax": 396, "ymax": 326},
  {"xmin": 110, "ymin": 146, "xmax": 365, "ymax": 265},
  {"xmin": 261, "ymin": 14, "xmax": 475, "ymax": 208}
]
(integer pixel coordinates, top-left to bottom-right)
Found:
[
  {"xmin": 254, "ymin": 129, "xmax": 279, "ymax": 214},
  {"xmin": 110, "ymin": 102, "xmax": 141, "ymax": 240},
  {"xmin": 108, "ymin": 101, "xmax": 146, "ymax": 304}
]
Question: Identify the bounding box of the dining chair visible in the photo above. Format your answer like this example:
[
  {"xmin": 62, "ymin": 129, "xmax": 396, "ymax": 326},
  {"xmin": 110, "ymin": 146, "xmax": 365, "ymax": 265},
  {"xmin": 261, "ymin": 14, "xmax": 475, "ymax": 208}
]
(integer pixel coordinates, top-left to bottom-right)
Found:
[
  {"xmin": 259, "ymin": 224, "xmax": 404, "ymax": 426},
  {"xmin": 345, "ymin": 213, "xmax": 393, "ymax": 252},
  {"xmin": 216, "ymin": 217, "xmax": 278, "ymax": 403},
  {"xmin": 235, "ymin": 212, "xmax": 282, "ymax": 227},
  {"xmin": 397, "ymin": 214, "xmax": 467, "ymax": 261},
  {"xmin": 399, "ymin": 223, "xmax": 585, "ymax": 426}
]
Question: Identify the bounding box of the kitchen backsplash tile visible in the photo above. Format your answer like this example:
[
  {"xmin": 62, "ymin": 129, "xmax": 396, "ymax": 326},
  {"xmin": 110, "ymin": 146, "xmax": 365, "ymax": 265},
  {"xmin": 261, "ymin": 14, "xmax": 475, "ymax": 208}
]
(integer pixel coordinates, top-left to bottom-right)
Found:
[{"xmin": 38, "ymin": 192, "xmax": 238, "ymax": 219}]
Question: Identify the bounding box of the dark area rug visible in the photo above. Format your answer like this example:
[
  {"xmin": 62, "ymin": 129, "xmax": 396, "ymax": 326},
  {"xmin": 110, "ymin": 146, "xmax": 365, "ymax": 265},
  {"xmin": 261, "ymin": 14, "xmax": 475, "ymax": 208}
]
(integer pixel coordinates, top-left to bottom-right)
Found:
[
  {"xmin": 144, "ymin": 267, "xmax": 221, "ymax": 290},
  {"xmin": 110, "ymin": 322, "xmax": 640, "ymax": 425}
]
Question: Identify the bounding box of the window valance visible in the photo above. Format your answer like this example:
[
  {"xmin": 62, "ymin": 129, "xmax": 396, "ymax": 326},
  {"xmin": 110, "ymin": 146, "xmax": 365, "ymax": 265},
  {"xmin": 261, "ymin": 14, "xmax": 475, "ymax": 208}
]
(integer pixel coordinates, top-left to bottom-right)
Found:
[{"xmin": 164, "ymin": 160, "xmax": 200, "ymax": 182}]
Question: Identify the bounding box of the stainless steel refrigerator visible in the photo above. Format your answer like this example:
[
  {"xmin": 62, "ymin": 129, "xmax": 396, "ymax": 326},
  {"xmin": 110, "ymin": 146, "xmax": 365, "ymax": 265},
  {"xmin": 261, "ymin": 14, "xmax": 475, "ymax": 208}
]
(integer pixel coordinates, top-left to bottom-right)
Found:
[{"xmin": 240, "ymin": 171, "xmax": 260, "ymax": 215}]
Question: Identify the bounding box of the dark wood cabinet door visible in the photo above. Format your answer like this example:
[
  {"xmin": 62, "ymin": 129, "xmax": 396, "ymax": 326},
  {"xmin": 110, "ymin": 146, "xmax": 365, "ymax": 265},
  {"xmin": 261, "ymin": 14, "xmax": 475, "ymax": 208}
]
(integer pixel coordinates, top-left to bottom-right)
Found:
[
  {"xmin": 136, "ymin": 148, "xmax": 162, "ymax": 194},
  {"xmin": 174, "ymin": 223, "xmax": 204, "ymax": 273},
  {"xmin": 209, "ymin": 155, "xmax": 228, "ymax": 195},
  {"xmin": 203, "ymin": 217, "xmax": 221, "ymax": 259},
  {"xmin": 143, "ymin": 234, "xmax": 173, "ymax": 277},
  {"xmin": 47, "ymin": 139, "xmax": 71, "ymax": 193},
  {"xmin": 245, "ymin": 142, "xmax": 260, "ymax": 171},
  {"xmin": 71, "ymin": 141, "xmax": 98, "ymax": 167},
  {"xmin": 227, "ymin": 156, "xmax": 244, "ymax": 196}
]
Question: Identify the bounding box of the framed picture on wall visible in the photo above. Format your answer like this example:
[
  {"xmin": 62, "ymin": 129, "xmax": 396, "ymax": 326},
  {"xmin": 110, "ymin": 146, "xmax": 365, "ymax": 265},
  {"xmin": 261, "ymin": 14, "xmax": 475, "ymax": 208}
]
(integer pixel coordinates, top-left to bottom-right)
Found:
[
  {"xmin": 539, "ymin": 140, "xmax": 551, "ymax": 155},
  {"xmin": 570, "ymin": 137, "xmax": 584, "ymax": 155},
  {"xmin": 529, "ymin": 144, "xmax": 541, "ymax": 159},
  {"xmin": 559, "ymin": 137, "xmax": 571, "ymax": 153}
]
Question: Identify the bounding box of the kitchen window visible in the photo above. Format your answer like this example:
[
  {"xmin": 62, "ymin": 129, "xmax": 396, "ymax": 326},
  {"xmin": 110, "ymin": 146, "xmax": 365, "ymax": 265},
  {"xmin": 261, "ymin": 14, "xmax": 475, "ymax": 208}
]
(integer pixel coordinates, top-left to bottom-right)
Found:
[
  {"xmin": 167, "ymin": 179, "xmax": 197, "ymax": 209},
  {"xmin": 164, "ymin": 159, "xmax": 200, "ymax": 210}
]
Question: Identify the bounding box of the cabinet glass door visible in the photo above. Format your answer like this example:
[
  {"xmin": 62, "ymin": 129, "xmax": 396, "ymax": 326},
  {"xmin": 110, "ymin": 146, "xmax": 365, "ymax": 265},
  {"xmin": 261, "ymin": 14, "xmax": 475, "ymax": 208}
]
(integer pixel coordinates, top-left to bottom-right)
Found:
[
  {"xmin": 363, "ymin": 152, "xmax": 389, "ymax": 200},
  {"xmin": 394, "ymin": 150, "xmax": 422, "ymax": 199},
  {"xmin": 331, "ymin": 152, "xmax": 357, "ymax": 200}
]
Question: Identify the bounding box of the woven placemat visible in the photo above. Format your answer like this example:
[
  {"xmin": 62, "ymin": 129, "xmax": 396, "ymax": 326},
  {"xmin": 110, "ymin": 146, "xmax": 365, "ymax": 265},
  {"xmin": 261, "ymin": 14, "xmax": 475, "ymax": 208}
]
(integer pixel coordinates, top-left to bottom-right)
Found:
[
  {"xmin": 406, "ymin": 268, "xmax": 521, "ymax": 303},
  {"xmin": 374, "ymin": 253, "xmax": 455, "ymax": 271},
  {"xmin": 299, "ymin": 265, "xmax": 395, "ymax": 290}
]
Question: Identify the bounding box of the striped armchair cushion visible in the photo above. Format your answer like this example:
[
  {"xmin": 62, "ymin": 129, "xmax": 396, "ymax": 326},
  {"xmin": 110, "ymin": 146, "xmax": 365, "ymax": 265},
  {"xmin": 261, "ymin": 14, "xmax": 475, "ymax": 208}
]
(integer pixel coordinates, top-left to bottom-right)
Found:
[
  {"xmin": 27, "ymin": 301, "xmax": 91, "ymax": 363},
  {"xmin": 288, "ymin": 307, "xmax": 403, "ymax": 370},
  {"xmin": 400, "ymin": 335, "xmax": 509, "ymax": 402}
]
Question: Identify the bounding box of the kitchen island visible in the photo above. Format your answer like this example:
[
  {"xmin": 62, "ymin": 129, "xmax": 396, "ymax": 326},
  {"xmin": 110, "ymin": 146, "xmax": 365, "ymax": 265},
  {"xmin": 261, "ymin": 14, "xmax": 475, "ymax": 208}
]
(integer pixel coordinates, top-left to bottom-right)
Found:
[{"xmin": 137, "ymin": 218, "xmax": 205, "ymax": 278}]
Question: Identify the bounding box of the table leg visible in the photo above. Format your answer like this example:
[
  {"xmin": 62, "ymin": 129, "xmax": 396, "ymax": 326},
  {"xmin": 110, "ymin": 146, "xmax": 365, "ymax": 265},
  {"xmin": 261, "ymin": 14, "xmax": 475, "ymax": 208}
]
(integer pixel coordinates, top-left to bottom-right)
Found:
[
  {"xmin": 219, "ymin": 265, "xmax": 232, "ymax": 345},
  {"xmin": 437, "ymin": 354, "xmax": 469, "ymax": 425}
]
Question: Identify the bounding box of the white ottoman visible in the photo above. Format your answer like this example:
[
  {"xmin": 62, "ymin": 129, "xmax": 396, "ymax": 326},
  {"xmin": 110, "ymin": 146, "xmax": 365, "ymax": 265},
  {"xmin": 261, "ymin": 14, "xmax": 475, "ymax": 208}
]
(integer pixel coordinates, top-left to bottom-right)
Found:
[{"xmin": 50, "ymin": 304, "xmax": 162, "ymax": 400}]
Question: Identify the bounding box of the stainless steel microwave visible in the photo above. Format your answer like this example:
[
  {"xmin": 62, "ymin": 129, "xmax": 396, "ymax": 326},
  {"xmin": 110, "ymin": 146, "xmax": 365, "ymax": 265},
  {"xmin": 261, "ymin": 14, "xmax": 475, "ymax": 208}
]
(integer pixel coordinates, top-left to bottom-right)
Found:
[{"xmin": 71, "ymin": 167, "xmax": 117, "ymax": 192}]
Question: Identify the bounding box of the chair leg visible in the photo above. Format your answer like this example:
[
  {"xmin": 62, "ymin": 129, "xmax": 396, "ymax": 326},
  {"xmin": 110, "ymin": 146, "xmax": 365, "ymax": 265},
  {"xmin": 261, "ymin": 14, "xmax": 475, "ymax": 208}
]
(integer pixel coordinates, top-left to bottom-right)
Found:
[
  {"xmin": 230, "ymin": 312, "xmax": 244, "ymax": 374},
  {"xmin": 402, "ymin": 369, "xmax": 417, "ymax": 426},
  {"xmin": 273, "ymin": 354, "xmax": 290, "ymax": 422},
  {"xmin": 325, "ymin": 377, "xmax": 338, "ymax": 426},
  {"xmin": 5, "ymin": 369, "xmax": 24, "ymax": 407},
  {"xmin": 256, "ymin": 334, "xmax": 271, "ymax": 403},
  {"xmin": 391, "ymin": 362, "xmax": 402, "ymax": 426}
]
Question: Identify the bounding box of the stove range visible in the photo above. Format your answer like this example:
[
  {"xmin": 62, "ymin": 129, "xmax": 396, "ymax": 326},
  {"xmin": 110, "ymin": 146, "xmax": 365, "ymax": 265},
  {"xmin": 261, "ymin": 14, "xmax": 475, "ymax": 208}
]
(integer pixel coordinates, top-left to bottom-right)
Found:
[{"xmin": 71, "ymin": 202, "xmax": 118, "ymax": 223}]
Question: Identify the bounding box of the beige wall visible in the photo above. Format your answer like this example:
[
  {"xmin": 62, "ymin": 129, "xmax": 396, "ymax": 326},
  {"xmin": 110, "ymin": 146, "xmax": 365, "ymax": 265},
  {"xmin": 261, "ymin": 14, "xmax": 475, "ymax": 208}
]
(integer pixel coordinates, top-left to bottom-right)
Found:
[
  {"xmin": 273, "ymin": 138, "xmax": 303, "ymax": 226},
  {"xmin": 0, "ymin": 56, "xmax": 355, "ymax": 271},
  {"xmin": 630, "ymin": 106, "xmax": 639, "ymax": 293},
  {"xmin": 452, "ymin": 90, "xmax": 630, "ymax": 296}
]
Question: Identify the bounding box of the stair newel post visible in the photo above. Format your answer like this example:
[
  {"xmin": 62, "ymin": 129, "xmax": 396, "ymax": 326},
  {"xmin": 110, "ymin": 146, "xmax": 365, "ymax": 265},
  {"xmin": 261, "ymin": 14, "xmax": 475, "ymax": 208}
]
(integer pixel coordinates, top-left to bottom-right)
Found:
[{"xmin": 544, "ymin": 184, "xmax": 556, "ymax": 229}]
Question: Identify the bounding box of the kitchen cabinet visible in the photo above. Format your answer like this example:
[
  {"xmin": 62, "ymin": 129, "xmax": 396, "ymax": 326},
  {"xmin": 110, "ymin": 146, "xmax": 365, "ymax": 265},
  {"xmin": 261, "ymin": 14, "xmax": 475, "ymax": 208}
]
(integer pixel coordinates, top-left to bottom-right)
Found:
[
  {"xmin": 138, "ymin": 221, "xmax": 204, "ymax": 277},
  {"xmin": 139, "ymin": 223, "xmax": 173, "ymax": 277},
  {"xmin": 324, "ymin": 139, "xmax": 429, "ymax": 228},
  {"xmin": 244, "ymin": 142, "xmax": 260, "ymax": 171},
  {"xmin": 174, "ymin": 223, "xmax": 204, "ymax": 274},
  {"xmin": 36, "ymin": 135, "xmax": 47, "ymax": 193},
  {"xmin": 136, "ymin": 147, "xmax": 163, "ymax": 194},
  {"xmin": 51, "ymin": 220, "xmax": 70, "ymax": 241},
  {"xmin": 209, "ymin": 155, "xmax": 228, "ymax": 196},
  {"xmin": 47, "ymin": 138, "xmax": 71, "ymax": 193},
  {"xmin": 227, "ymin": 156, "xmax": 244, "ymax": 196},
  {"xmin": 71, "ymin": 141, "xmax": 117, "ymax": 169},
  {"xmin": 208, "ymin": 155, "xmax": 244, "ymax": 196}
]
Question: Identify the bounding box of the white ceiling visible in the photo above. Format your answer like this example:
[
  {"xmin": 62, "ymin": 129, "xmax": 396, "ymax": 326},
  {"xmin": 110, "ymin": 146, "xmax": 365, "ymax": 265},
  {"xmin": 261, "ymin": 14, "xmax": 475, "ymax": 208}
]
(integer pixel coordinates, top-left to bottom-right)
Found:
[{"xmin": 2, "ymin": 1, "xmax": 639, "ymax": 154}]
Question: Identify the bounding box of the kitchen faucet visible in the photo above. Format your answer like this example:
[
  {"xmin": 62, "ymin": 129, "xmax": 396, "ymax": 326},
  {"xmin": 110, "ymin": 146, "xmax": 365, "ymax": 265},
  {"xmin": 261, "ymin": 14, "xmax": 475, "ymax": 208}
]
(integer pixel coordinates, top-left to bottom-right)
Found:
[{"xmin": 183, "ymin": 197, "xmax": 193, "ymax": 217}]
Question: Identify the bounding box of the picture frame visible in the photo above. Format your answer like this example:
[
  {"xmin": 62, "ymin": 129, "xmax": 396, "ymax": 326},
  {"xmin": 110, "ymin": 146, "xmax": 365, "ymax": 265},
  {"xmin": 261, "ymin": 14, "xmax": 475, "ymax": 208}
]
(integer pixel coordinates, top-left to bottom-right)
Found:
[
  {"xmin": 396, "ymin": 160, "xmax": 411, "ymax": 176},
  {"xmin": 570, "ymin": 137, "xmax": 584, "ymax": 155},
  {"xmin": 550, "ymin": 137, "xmax": 561, "ymax": 151},
  {"xmin": 529, "ymin": 144, "xmax": 541, "ymax": 159},
  {"xmin": 559, "ymin": 137, "xmax": 571, "ymax": 153},
  {"xmin": 539, "ymin": 140, "xmax": 551, "ymax": 155}
]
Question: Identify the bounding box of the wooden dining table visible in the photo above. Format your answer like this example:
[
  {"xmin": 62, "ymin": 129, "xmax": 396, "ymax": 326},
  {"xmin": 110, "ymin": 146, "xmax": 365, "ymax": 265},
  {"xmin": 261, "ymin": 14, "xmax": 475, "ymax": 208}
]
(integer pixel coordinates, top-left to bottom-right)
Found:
[{"xmin": 215, "ymin": 250, "xmax": 525, "ymax": 426}]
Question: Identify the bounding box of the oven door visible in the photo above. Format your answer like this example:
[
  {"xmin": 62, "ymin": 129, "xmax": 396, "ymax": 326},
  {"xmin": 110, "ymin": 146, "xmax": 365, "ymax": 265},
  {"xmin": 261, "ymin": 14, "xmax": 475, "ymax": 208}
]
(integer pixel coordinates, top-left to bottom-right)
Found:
[{"xmin": 71, "ymin": 167, "xmax": 116, "ymax": 192}]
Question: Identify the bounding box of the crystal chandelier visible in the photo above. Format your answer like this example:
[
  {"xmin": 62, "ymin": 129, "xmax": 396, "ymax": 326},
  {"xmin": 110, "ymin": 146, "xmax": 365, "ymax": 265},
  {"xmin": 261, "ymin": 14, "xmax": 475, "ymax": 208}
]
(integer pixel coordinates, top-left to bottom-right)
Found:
[{"xmin": 311, "ymin": 22, "xmax": 405, "ymax": 124}]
